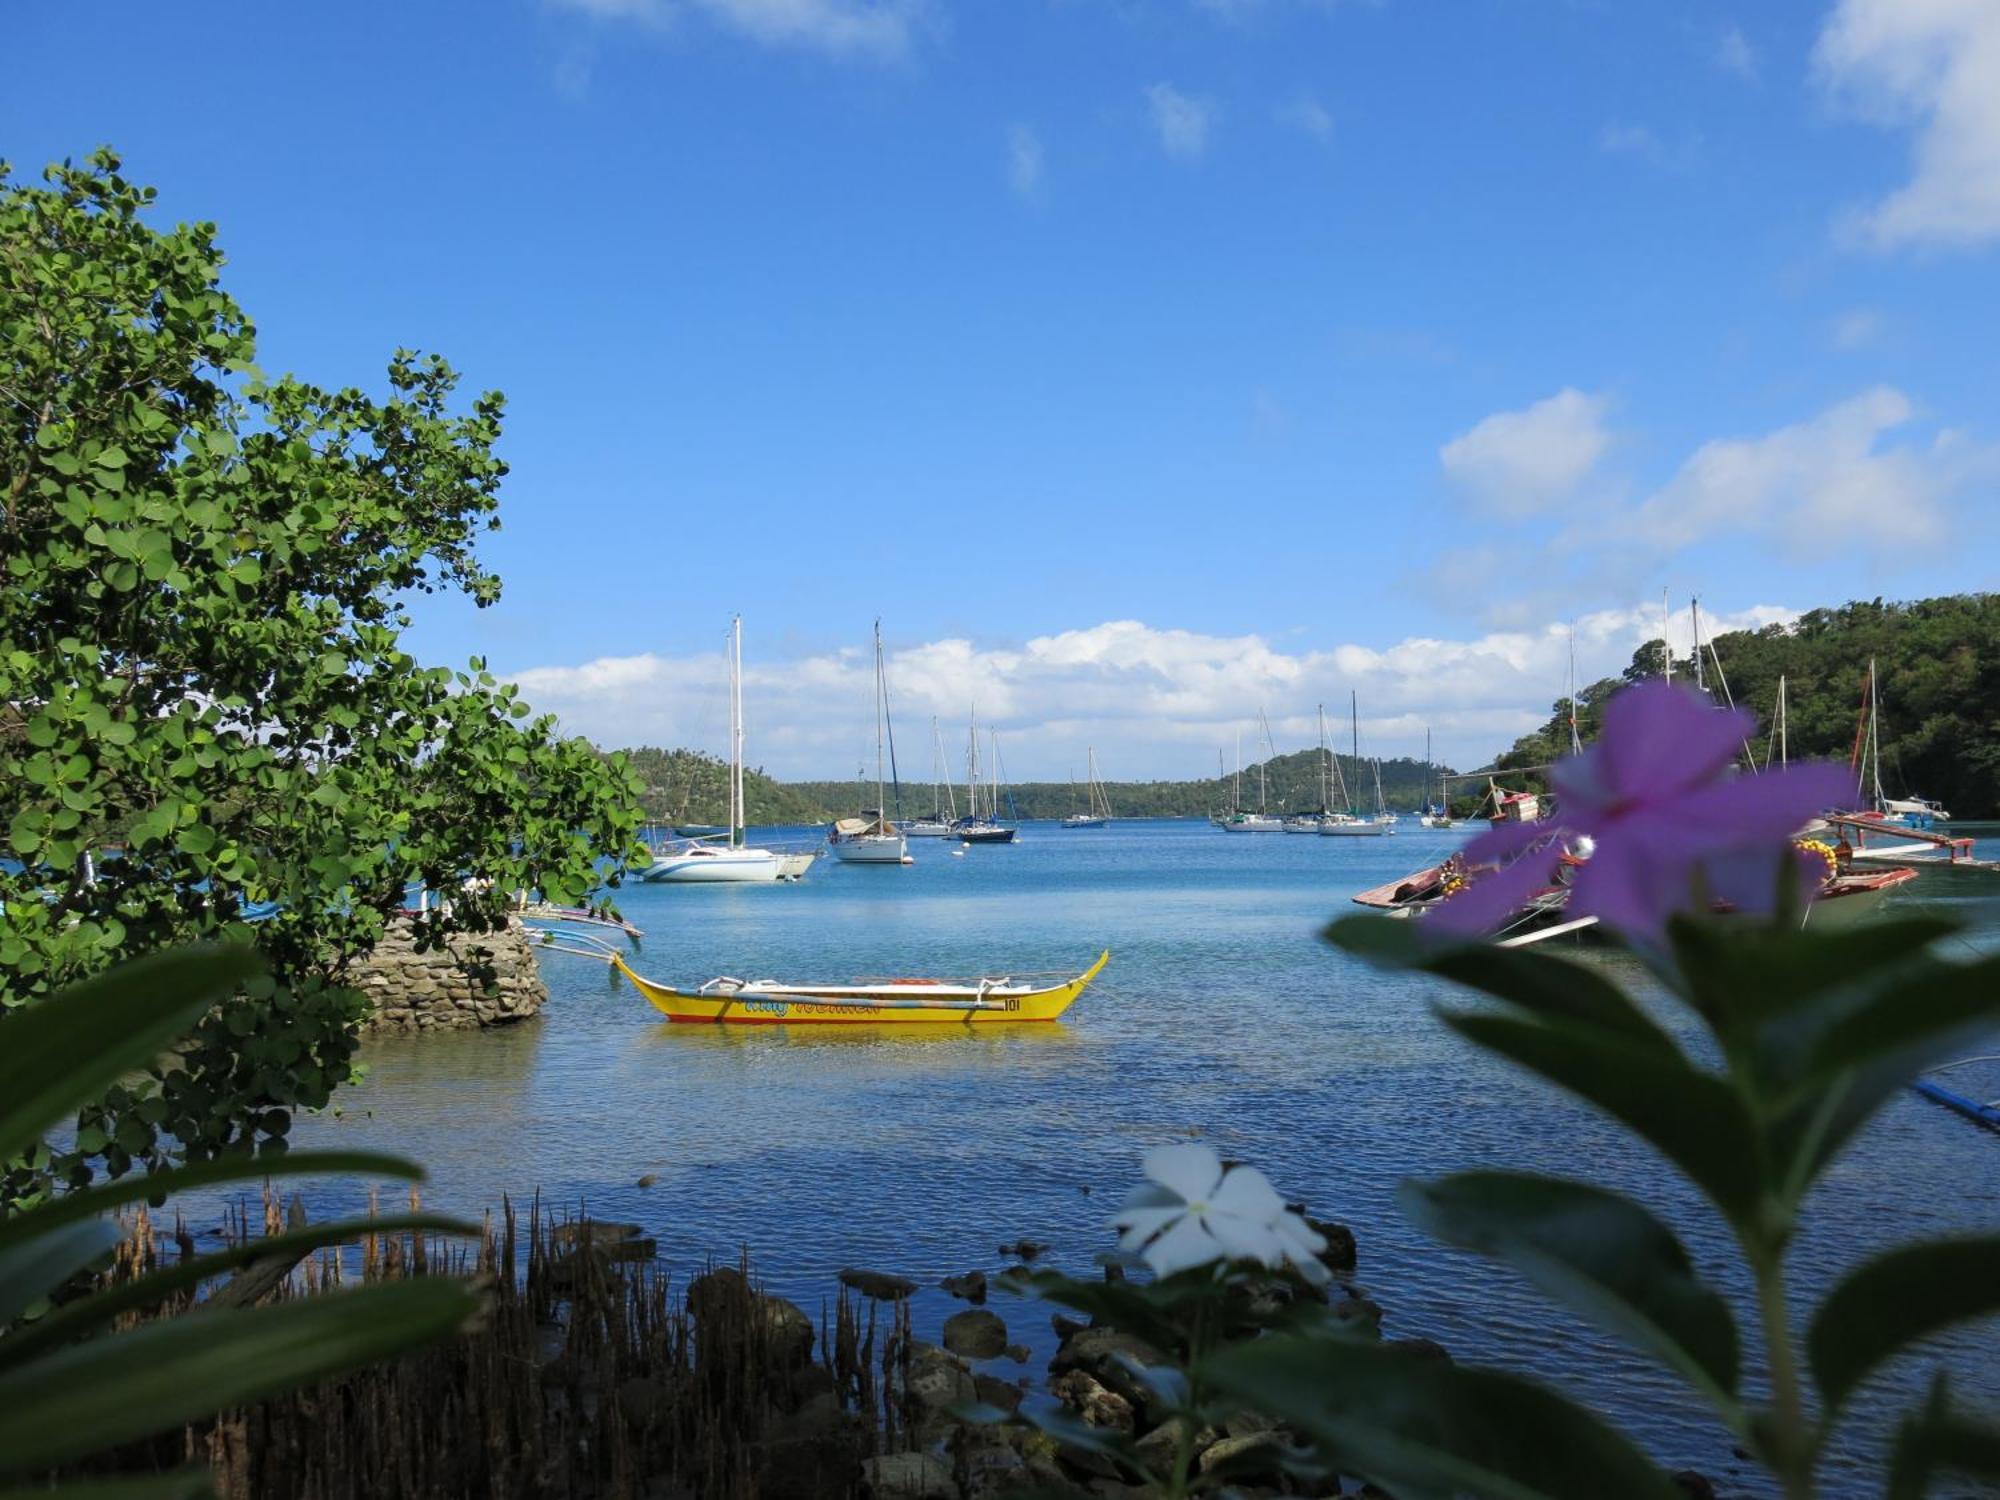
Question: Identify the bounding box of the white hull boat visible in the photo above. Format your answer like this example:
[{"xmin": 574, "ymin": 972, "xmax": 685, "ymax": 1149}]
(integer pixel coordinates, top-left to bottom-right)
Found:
[
  {"xmin": 903, "ymin": 818, "xmax": 957, "ymax": 838},
  {"xmin": 1220, "ymin": 813, "xmax": 1286, "ymax": 833},
  {"xmin": 644, "ymin": 845, "xmax": 787, "ymax": 883},
  {"xmin": 829, "ymin": 622, "xmax": 914, "ymax": 868},
  {"xmin": 829, "ymin": 830, "xmax": 911, "ymax": 864},
  {"xmin": 1319, "ymin": 815, "xmax": 1395, "ymax": 838}
]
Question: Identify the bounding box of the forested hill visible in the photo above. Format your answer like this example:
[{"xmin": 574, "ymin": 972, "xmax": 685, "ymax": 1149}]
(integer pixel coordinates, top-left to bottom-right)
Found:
[
  {"xmin": 784, "ymin": 750, "xmax": 1443, "ymax": 822},
  {"xmin": 1491, "ymin": 594, "xmax": 2000, "ymax": 818},
  {"xmin": 611, "ymin": 746, "xmax": 1451, "ymax": 825}
]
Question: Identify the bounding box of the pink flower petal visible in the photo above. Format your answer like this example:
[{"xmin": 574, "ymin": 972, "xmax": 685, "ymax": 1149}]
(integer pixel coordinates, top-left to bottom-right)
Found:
[
  {"xmin": 1567, "ymin": 840, "xmax": 1697, "ymax": 941},
  {"xmin": 1566, "ymin": 682, "xmax": 1755, "ymax": 806},
  {"xmin": 1430, "ymin": 842, "xmax": 1565, "ymax": 938},
  {"xmin": 1641, "ymin": 762, "xmax": 1859, "ymax": 844}
]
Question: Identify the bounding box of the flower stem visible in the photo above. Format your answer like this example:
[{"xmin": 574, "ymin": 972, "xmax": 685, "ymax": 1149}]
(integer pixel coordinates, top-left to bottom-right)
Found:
[{"xmin": 1754, "ymin": 1253, "xmax": 1814, "ymax": 1500}]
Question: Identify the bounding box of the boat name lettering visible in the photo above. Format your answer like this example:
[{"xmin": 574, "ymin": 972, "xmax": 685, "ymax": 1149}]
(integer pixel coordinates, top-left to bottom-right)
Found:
[{"xmin": 743, "ymin": 999, "xmax": 790, "ymax": 1015}]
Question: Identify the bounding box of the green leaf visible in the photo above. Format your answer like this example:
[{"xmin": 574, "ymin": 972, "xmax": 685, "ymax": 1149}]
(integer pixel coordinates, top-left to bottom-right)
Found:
[
  {"xmin": 0, "ymin": 1472, "xmax": 211, "ymax": 1500},
  {"xmin": 0, "ymin": 946, "xmax": 262, "ymax": 1161},
  {"xmin": 0, "ymin": 1150, "xmax": 427, "ymax": 1253},
  {"xmin": 1202, "ymin": 1335, "xmax": 1681, "ymax": 1500},
  {"xmin": 0, "ymin": 1212, "xmax": 477, "ymax": 1370},
  {"xmin": 1328, "ymin": 915, "xmax": 1680, "ymax": 1056},
  {"xmin": 1807, "ymin": 1236, "xmax": 2000, "ymax": 1411},
  {"xmin": 1886, "ymin": 1375, "xmax": 2000, "ymax": 1500},
  {"xmin": 0, "ymin": 1278, "xmax": 482, "ymax": 1471},
  {"xmin": 1400, "ymin": 1173, "xmax": 1740, "ymax": 1413},
  {"xmin": 0, "ymin": 1217, "xmax": 122, "ymax": 1325},
  {"xmin": 1442, "ymin": 1010, "xmax": 1766, "ymax": 1230}
]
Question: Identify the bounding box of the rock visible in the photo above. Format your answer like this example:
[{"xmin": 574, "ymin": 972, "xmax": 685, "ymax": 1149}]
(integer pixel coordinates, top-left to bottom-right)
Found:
[
  {"xmin": 953, "ymin": 1424, "xmax": 1077, "ymax": 1500},
  {"xmin": 686, "ymin": 1267, "xmax": 815, "ymax": 1367},
  {"xmin": 1670, "ymin": 1472, "xmax": 1718, "ymax": 1499},
  {"xmin": 998, "ymin": 1238, "xmax": 1049, "ymax": 1261},
  {"xmin": 1135, "ymin": 1417, "xmax": 1217, "ymax": 1470},
  {"xmin": 1196, "ymin": 1431, "xmax": 1286, "ymax": 1480},
  {"xmin": 551, "ymin": 1220, "xmax": 654, "ymax": 1260},
  {"xmin": 1003, "ymin": 1343, "xmax": 1030, "ymax": 1364},
  {"xmin": 1306, "ymin": 1218, "xmax": 1357, "ymax": 1276},
  {"xmin": 942, "ymin": 1309, "xmax": 1009, "ymax": 1360},
  {"xmin": 861, "ymin": 1451, "xmax": 959, "ymax": 1499},
  {"xmin": 1050, "ymin": 1327, "xmax": 1166, "ymax": 1416},
  {"xmin": 636, "ymin": 1173, "xmax": 659, "ymax": 1189},
  {"xmin": 840, "ymin": 1267, "xmax": 919, "ymax": 1301},
  {"xmin": 971, "ymin": 1374, "xmax": 1023, "ymax": 1415},
  {"xmin": 1223, "ymin": 1408, "xmax": 1276, "ymax": 1438},
  {"xmin": 1051, "ymin": 1313, "xmax": 1088, "ymax": 1341},
  {"xmin": 1386, "ymin": 1336, "xmax": 1452, "ymax": 1364},
  {"xmin": 940, "ymin": 1269, "xmax": 988, "ymax": 1303},
  {"xmin": 1050, "ymin": 1369, "xmax": 1135, "ymax": 1432},
  {"xmin": 905, "ymin": 1343, "xmax": 978, "ymax": 1420}
]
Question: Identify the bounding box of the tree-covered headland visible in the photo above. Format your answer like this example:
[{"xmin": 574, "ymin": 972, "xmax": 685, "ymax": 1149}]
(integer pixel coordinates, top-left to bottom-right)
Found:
[{"xmin": 1489, "ymin": 595, "xmax": 2000, "ymax": 817}]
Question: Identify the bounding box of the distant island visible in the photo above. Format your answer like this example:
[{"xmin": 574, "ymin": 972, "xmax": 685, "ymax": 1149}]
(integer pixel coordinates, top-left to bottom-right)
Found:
[{"xmin": 614, "ymin": 744, "xmax": 1446, "ymax": 827}]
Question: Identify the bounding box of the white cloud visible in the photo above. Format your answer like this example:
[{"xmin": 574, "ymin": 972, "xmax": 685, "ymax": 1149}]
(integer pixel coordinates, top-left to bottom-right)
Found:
[
  {"xmin": 547, "ymin": 0, "xmax": 926, "ymax": 61},
  {"xmin": 1439, "ymin": 389, "xmax": 1614, "ymax": 518},
  {"xmin": 1829, "ymin": 306, "xmax": 1886, "ymax": 350},
  {"xmin": 1629, "ymin": 387, "xmax": 1969, "ymax": 553},
  {"xmin": 1716, "ymin": 23, "xmax": 1758, "ymax": 81},
  {"xmin": 1145, "ymin": 83, "xmax": 1215, "ymax": 161},
  {"xmin": 1276, "ymin": 94, "xmax": 1334, "ymax": 144},
  {"xmin": 1006, "ymin": 124, "xmax": 1044, "ymax": 199},
  {"xmin": 1814, "ymin": 0, "xmax": 2000, "ymax": 249},
  {"xmin": 1599, "ymin": 121, "xmax": 1698, "ymax": 172},
  {"xmin": 507, "ymin": 607, "xmax": 1800, "ymax": 781}
]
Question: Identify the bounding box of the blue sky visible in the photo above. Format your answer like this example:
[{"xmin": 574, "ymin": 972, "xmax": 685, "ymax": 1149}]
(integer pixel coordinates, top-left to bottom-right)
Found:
[{"xmin": 9, "ymin": 0, "xmax": 1998, "ymax": 777}]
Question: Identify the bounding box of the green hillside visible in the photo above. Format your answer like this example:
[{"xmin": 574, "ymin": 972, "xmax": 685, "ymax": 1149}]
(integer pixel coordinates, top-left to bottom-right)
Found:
[
  {"xmin": 619, "ymin": 747, "xmax": 827, "ymax": 827},
  {"xmin": 1491, "ymin": 593, "xmax": 2000, "ymax": 817}
]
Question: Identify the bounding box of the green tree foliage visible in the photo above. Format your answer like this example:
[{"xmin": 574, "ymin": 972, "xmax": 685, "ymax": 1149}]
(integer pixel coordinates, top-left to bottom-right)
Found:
[
  {"xmin": 1493, "ymin": 595, "xmax": 2000, "ymax": 816},
  {"xmin": 617, "ymin": 746, "xmax": 827, "ymax": 827},
  {"xmin": 0, "ymin": 150, "xmax": 644, "ymax": 1207}
]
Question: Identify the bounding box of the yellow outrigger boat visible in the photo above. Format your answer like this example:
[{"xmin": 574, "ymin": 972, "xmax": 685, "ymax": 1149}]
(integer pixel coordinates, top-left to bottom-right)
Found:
[{"xmin": 611, "ymin": 950, "xmax": 1109, "ymax": 1026}]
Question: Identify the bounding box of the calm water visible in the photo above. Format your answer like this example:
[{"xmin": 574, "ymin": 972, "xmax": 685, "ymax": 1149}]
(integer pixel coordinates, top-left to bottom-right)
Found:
[{"xmin": 285, "ymin": 819, "xmax": 2000, "ymax": 1495}]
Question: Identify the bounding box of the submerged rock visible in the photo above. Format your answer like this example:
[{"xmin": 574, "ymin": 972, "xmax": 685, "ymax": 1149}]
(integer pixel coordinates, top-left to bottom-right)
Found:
[
  {"xmin": 942, "ymin": 1309, "xmax": 1009, "ymax": 1360},
  {"xmin": 840, "ymin": 1267, "xmax": 918, "ymax": 1301},
  {"xmin": 861, "ymin": 1451, "xmax": 959, "ymax": 1499},
  {"xmin": 940, "ymin": 1269, "xmax": 988, "ymax": 1303}
]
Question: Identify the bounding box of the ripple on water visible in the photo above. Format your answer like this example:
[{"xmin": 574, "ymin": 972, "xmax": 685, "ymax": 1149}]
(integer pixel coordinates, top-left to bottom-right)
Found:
[{"xmin": 274, "ymin": 820, "xmax": 2000, "ymax": 1499}]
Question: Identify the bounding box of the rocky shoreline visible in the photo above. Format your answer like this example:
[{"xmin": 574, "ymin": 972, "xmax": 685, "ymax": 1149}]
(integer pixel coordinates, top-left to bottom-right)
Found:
[{"xmin": 350, "ymin": 917, "xmax": 549, "ymax": 1032}]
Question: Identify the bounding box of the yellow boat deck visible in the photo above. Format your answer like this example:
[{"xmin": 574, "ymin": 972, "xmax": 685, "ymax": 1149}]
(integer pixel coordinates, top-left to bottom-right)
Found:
[{"xmin": 612, "ymin": 951, "xmax": 1109, "ymax": 1025}]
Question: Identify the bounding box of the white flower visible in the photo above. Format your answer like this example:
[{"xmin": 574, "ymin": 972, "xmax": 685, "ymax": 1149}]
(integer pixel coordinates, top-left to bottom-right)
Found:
[{"xmin": 1111, "ymin": 1143, "xmax": 1330, "ymax": 1285}]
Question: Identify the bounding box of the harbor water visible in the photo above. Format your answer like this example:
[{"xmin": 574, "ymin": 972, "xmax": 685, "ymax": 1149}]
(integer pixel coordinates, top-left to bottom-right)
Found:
[{"xmin": 287, "ymin": 819, "xmax": 2000, "ymax": 1495}]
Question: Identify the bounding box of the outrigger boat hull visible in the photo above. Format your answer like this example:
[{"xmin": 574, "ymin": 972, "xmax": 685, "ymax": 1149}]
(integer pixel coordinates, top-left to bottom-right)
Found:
[{"xmin": 613, "ymin": 951, "xmax": 1109, "ymax": 1025}]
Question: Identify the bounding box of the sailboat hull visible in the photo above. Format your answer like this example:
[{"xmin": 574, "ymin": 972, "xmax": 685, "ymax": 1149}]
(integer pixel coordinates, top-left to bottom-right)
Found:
[
  {"xmin": 1319, "ymin": 819, "xmax": 1394, "ymax": 837},
  {"xmin": 830, "ymin": 834, "xmax": 912, "ymax": 864},
  {"xmin": 615, "ymin": 951, "xmax": 1110, "ymax": 1025},
  {"xmin": 642, "ymin": 845, "xmax": 785, "ymax": 883},
  {"xmin": 1060, "ymin": 816, "xmax": 1107, "ymax": 829}
]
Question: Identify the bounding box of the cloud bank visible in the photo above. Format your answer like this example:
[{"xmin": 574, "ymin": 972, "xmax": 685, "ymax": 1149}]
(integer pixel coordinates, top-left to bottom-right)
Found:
[{"xmin": 508, "ymin": 606, "xmax": 1797, "ymax": 781}]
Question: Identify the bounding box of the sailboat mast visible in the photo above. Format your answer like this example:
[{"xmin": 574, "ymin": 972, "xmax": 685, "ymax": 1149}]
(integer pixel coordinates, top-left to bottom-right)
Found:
[
  {"xmin": 1691, "ymin": 598, "xmax": 1707, "ymax": 692},
  {"xmin": 730, "ymin": 615, "xmax": 744, "ymax": 846},
  {"xmin": 873, "ymin": 620, "xmax": 886, "ymax": 826},
  {"xmin": 1869, "ymin": 658, "xmax": 1885, "ymax": 808},
  {"xmin": 1567, "ymin": 624, "xmax": 1582, "ymax": 755},
  {"xmin": 1778, "ymin": 676, "xmax": 1788, "ymax": 767},
  {"xmin": 1662, "ymin": 587, "xmax": 1673, "ymax": 684}
]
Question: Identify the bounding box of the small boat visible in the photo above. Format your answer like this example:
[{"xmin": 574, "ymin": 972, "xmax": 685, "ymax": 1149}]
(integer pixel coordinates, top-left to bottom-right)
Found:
[
  {"xmin": 1318, "ymin": 696, "xmax": 1396, "ymax": 836},
  {"xmin": 830, "ymin": 622, "xmax": 911, "ymax": 867},
  {"xmin": 906, "ymin": 719, "xmax": 961, "ymax": 836},
  {"xmin": 1061, "ymin": 747, "xmax": 1113, "ymax": 828},
  {"xmin": 1417, "ymin": 729, "xmax": 1457, "ymax": 827},
  {"xmin": 956, "ymin": 716, "xmax": 1018, "ymax": 844},
  {"xmin": 614, "ymin": 950, "xmax": 1111, "ymax": 1025},
  {"xmin": 1850, "ymin": 659, "xmax": 1953, "ymax": 829},
  {"xmin": 644, "ymin": 617, "xmax": 820, "ymax": 884},
  {"xmin": 1912, "ymin": 1058, "xmax": 2000, "ymax": 1134}
]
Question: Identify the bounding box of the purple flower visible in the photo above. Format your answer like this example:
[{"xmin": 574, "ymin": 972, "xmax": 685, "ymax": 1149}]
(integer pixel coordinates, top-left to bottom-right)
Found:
[{"xmin": 1433, "ymin": 681, "xmax": 1857, "ymax": 943}]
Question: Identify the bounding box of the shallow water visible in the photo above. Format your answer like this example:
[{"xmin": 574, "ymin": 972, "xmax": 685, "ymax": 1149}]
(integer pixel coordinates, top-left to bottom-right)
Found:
[{"xmin": 286, "ymin": 819, "xmax": 2000, "ymax": 1496}]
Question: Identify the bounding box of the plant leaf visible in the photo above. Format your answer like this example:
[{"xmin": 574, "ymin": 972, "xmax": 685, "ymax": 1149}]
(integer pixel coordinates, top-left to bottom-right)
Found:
[
  {"xmin": 1886, "ymin": 1374, "xmax": 2000, "ymax": 1500},
  {"xmin": 0, "ymin": 1217, "xmax": 122, "ymax": 1325},
  {"xmin": 0, "ymin": 1472, "xmax": 210, "ymax": 1499},
  {"xmin": 1400, "ymin": 1173, "xmax": 1740, "ymax": 1413},
  {"xmin": 0, "ymin": 1212, "xmax": 477, "ymax": 1370},
  {"xmin": 1442, "ymin": 1010, "xmax": 1765, "ymax": 1230},
  {"xmin": 0, "ymin": 946, "xmax": 262, "ymax": 1159},
  {"xmin": 1807, "ymin": 1237, "xmax": 2000, "ymax": 1411},
  {"xmin": 1201, "ymin": 1334, "xmax": 1681, "ymax": 1500},
  {"xmin": 0, "ymin": 1278, "xmax": 481, "ymax": 1471},
  {"xmin": 0, "ymin": 1150, "xmax": 427, "ymax": 1254},
  {"xmin": 1327, "ymin": 915, "xmax": 1680, "ymax": 1055}
]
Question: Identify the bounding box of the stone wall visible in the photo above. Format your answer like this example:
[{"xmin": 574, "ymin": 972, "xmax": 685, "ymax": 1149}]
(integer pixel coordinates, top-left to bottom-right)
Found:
[{"xmin": 351, "ymin": 917, "xmax": 549, "ymax": 1032}]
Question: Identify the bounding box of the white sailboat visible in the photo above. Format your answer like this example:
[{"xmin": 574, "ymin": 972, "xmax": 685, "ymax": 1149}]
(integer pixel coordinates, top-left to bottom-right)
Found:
[
  {"xmin": 1319, "ymin": 692, "xmax": 1394, "ymax": 836},
  {"xmin": 828, "ymin": 621, "xmax": 912, "ymax": 865},
  {"xmin": 1220, "ymin": 717, "xmax": 1285, "ymax": 831},
  {"xmin": 1286, "ymin": 707, "xmax": 1336, "ymax": 832},
  {"xmin": 1062, "ymin": 747, "xmax": 1113, "ymax": 828},
  {"xmin": 904, "ymin": 716, "xmax": 960, "ymax": 836},
  {"xmin": 1417, "ymin": 728, "xmax": 1456, "ymax": 828},
  {"xmin": 642, "ymin": 617, "xmax": 817, "ymax": 883},
  {"xmin": 958, "ymin": 718, "xmax": 1018, "ymax": 842}
]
